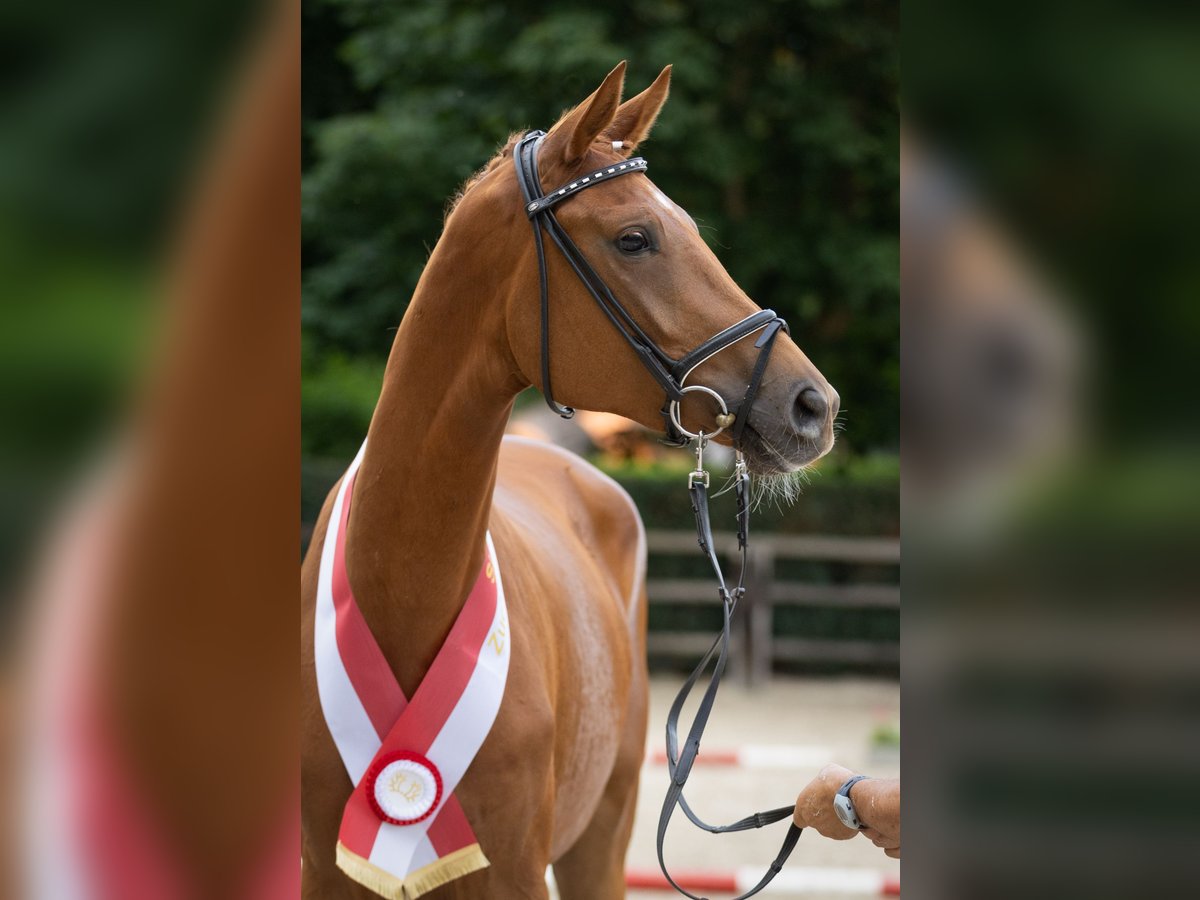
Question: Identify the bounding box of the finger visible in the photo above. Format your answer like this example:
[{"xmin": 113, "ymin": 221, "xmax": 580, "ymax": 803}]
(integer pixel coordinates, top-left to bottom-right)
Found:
[
  {"xmin": 818, "ymin": 763, "xmax": 855, "ymax": 783},
  {"xmin": 826, "ymin": 824, "xmax": 859, "ymax": 841},
  {"xmin": 793, "ymin": 802, "xmax": 822, "ymax": 829},
  {"xmin": 885, "ymin": 847, "xmax": 900, "ymax": 859},
  {"xmin": 811, "ymin": 817, "xmax": 858, "ymax": 841},
  {"xmin": 861, "ymin": 827, "xmax": 897, "ymax": 847}
]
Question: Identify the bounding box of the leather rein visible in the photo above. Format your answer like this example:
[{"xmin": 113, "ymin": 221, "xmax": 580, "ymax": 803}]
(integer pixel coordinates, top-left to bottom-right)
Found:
[{"xmin": 513, "ymin": 130, "xmax": 802, "ymax": 900}]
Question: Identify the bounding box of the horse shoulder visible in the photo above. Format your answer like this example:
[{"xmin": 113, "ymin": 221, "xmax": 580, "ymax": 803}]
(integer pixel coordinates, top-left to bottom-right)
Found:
[
  {"xmin": 490, "ymin": 436, "xmax": 648, "ymax": 857},
  {"xmin": 492, "ymin": 435, "xmax": 645, "ymax": 617}
]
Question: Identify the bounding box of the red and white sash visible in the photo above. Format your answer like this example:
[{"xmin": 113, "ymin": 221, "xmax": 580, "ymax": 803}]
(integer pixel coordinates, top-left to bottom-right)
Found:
[{"xmin": 314, "ymin": 444, "xmax": 511, "ymax": 899}]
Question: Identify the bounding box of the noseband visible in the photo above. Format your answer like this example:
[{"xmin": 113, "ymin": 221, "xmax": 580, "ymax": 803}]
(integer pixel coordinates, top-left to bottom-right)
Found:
[
  {"xmin": 514, "ymin": 130, "xmax": 803, "ymax": 900},
  {"xmin": 513, "ymin": 131, "xmax": 788, "ymax": 447}
]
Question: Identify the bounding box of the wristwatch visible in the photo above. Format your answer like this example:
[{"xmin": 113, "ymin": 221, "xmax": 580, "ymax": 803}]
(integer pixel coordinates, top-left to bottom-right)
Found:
[{"xmin": 833, "ymin": 775, "xmax": 872, "ymax": 830}]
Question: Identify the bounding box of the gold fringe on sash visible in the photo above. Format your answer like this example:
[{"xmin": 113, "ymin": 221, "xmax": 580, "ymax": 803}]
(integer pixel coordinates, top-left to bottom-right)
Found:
[
  {"xmin": 336, "ymin": 840, "xmax": 490, "ymax": 899},
  {"xmin": 401, "ymin": 844, "xmax": 491, "ymax": 898}
]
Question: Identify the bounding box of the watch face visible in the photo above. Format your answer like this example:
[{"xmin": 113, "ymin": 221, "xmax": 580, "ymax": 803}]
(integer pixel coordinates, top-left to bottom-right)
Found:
[{"xmin": 834, "ymin": 794, "xmax": 859, "ymax": 829}]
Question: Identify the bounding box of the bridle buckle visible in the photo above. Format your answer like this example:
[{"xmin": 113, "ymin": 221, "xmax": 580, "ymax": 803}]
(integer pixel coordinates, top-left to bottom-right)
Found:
[{"xmin": 688, "ymin": 434, "xmax": 711, "ymax": 489}]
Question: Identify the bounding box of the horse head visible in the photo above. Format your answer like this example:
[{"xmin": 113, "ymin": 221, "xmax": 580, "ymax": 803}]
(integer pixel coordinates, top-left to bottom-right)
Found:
[{"xmin": 459, "ymin": 63, "xmax": 840, "ymax": 475}]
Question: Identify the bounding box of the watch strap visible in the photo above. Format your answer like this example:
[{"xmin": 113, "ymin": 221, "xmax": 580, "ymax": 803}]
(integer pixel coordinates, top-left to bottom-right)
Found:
[{"xmin": 834, "ymin": 775, "xmax": 872, "ymax": 830}]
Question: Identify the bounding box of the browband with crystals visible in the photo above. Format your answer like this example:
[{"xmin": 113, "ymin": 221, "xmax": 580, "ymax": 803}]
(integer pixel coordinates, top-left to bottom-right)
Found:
[{"xmin": 523, "ymin": 157, "xmax": 648, "ymax": 216}]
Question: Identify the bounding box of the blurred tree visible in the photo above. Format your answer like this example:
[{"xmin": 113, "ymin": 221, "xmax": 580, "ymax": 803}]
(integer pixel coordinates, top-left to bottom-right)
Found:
[{"xmin": 303, "ymin": 0, "xmax": 897, "ymax": 453}]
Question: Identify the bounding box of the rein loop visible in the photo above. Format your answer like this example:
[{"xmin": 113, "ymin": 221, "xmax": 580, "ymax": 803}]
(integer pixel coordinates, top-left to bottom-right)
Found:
[{"xmin": 654, "ymin": 443, "xmax": 803, "ymax": 900}]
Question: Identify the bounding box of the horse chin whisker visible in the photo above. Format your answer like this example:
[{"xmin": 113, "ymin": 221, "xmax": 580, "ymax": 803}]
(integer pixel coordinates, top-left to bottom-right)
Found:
[
  {"xmin": 747, "ymin": 433, "xmax": 817, "ymax": 512},
  {"xmin": 709, "ymin": 470, "xmax": 741, "ymax": 499},
  {"xmin": 750, "ymin": 466, "xmax": 813, "ymax": 512}
]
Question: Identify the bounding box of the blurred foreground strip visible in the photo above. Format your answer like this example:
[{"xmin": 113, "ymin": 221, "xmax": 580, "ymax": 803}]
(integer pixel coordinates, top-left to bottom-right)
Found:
[
  {"xmin": 2, "ymin": 1, "xmax": 299, "ymax": 897},
  {"xmin": 623, "ymin": 866, "xmax": 900, "ymax": 896},
  {"xmin": 904, "ymin": 0, "xmax": 1200, "ymax": 894}
]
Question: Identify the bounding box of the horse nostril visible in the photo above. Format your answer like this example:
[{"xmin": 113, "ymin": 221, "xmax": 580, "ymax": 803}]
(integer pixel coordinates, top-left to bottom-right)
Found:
[{"xmin": 791, "ymin": 383, "xmax": 829, "ymax": 434}]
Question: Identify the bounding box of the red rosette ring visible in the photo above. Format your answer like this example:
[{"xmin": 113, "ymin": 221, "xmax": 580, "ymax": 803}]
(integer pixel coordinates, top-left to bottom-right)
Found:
[{"xmin": 364, "ymin": 750, "xmax": 444, "ymax": 826}]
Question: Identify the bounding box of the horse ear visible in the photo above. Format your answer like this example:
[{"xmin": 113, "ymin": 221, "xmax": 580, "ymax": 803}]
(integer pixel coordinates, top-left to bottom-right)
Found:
[
  {"xmin": 546, "ymin": 61, "xmax": 626, "ymax": 167},
  {"xmin": 605, "ymin": 65, "xmax": 671, "ymax": 156}
]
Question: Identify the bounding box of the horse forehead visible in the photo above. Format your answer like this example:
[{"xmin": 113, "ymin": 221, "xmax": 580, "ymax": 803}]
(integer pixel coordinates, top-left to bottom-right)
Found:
[
  {"xmin": 570, "ymin": 177, "xmax": 696, "ymax": 237},
  {"xmin": 648, "ymin": 185, "xmax": 676, "ymax": 212},
  {"xmin": 644, "ymin": 183, "xmax": 701, "ymax": 234},
  {"xmin": 588, "ymin": 170, "xmax": 676, "ymax": 208}
]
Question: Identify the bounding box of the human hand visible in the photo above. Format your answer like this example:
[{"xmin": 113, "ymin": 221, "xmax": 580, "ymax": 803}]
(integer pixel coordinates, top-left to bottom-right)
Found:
[
  {"xmin": 792, "ymin": 764, "xmax": 859, "ymax": 840},
  {"xmin": 793, "ymin": 764, "xmax": 901, "ymax": 859}
]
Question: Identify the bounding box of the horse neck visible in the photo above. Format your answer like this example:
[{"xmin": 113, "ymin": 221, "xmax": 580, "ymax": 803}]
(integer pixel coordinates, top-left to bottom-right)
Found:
[{"xmin": 344, "ymin": 226, "xmax": 524, "ymax": 692}]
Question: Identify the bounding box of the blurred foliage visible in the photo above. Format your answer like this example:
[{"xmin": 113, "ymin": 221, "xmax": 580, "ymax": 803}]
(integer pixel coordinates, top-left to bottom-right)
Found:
[
  {"xmin": 905, "ymin": 1, "xmax": 1200, "ymax": 448},
  {"xmin": 0, "ymin": 0, "xmax": 258, "ymax": 590},
  {"xmin": 303, "ymin": 449, "xmax": 899, "ymax": 540},
  {"xmin": 600, "ymin": 452, "xmax": 899, "ymax": 535},
  {"xmin": 0, "ymin": 230, "xmax": 150, "ymax": 464},
  {"xmin": 870, "ymin": 722, "xmax": 901, "ymax": 747},
  {"xmin": 0, "ymin": 0, "xmax": 257, "ymax": 251},
  {"xmin": 300, "ymin": 337, "xmax": 384, "ymax": 456},
  {"xmin": 303, "ymin": 0, "xmax": 898, "ymax": 454},
  {"xmin": 303, "ymin": 447, "xmax": 899, "ymax": 669}
]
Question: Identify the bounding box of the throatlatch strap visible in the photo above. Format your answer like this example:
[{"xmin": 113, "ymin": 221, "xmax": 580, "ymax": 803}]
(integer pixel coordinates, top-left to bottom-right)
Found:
[{"xmin": 514, "ymin": 134, "xmax": 572, "ymax": 418}]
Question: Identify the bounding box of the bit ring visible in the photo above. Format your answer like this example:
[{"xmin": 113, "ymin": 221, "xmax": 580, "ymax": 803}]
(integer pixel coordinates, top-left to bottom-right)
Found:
[{"xmin": 669, "ymin": 385, "xmax": 730, "ymax": 441}]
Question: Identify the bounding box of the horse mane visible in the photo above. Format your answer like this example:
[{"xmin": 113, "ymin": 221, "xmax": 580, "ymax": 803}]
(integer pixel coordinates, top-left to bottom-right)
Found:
[{"xmin": 444, "ymin": 131, "xmax": 523, "ymax": 223}]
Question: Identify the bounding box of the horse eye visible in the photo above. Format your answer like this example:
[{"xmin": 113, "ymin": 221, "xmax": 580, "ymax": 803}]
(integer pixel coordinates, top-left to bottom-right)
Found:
[{"xmin": 617, "ymin": 229, "xmax": 651, "ymax": 253}]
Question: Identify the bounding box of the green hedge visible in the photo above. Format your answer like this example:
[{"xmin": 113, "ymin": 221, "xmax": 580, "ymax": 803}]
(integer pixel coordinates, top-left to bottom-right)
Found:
[
  {"xmin": 302, "ymin": 450, "xmax": 898, "ymax": 675},
  {"xmin": 303, "ymin": 450, "xmax": 898, "ymax": 540},
  {"xmin": 597, "ymin": 454, "xmax": 899, "ymax": 536},
  {"xmin": 303, "ymin": 0, "xmax": 899, "ymax": 454}
]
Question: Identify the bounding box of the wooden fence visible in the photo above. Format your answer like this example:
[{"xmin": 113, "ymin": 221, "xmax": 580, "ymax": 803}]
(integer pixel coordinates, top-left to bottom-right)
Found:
[{"xmin": 645, "ymin": 530, "xmax": 900, "ymax": 683}]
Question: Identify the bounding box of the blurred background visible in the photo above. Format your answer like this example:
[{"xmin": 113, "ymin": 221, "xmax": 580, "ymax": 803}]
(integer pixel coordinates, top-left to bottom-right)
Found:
[
  {"xmin": 904, "ymin": 1, "xmax": 1200, "ymax": 897},
  {"xmin": 0, "ymin": 0, "xmax": 259, "ymax": 607},
  {"xmin": 2, "ymin": 1, "xmax": 299, "ymax": 896},
  {"xmin": 301, "ymin": 0, "xmax": 900, "ymax": 662},
  {"xmin": 5, "ymin": 0, "xmax": 1200, "ymax": 894},
  {"xmin": 303, "ymin": 0, "xmax": 898, "ymax": 462},
  {"xmin": 303, "ymin": 2, "xmax": 899, "ymax": 896}
]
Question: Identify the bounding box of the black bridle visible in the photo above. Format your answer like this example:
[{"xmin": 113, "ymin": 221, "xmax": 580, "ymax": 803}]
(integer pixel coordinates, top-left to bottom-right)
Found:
[
  {"xmin": 513, "ymin": 130, "xmax": 803, "ymax": 900},
  {"xmin": 513, "ymin": 131, "xmax": 788, "ymax": 447}
]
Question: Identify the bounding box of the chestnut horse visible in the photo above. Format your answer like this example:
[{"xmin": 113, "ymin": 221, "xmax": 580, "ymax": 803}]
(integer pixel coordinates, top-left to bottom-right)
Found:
[{"xmin": 300, "ymin": 62, "xmax": 838, "ymax": 899}]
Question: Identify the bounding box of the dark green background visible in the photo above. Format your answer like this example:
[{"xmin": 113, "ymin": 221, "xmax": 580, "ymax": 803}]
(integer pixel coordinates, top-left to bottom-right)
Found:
[
  {"xmin": 302, "ymin": 1, "xmax": 900, "ymax": 672},
  {"xmin": 302, "ymin": 0, "xmax": 899, "ymax": 460}
]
